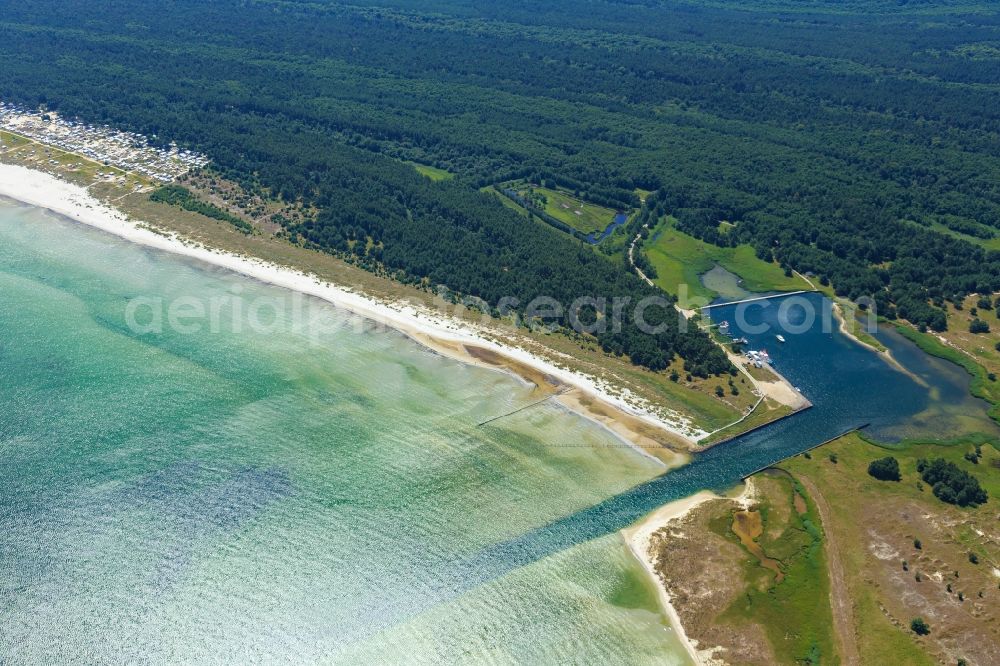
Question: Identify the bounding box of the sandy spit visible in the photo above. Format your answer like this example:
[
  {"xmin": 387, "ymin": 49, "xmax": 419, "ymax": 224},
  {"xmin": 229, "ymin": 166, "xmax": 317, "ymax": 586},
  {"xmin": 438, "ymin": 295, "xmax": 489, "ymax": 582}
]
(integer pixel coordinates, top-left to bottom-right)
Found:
[{"xmin": 622, "ymin": 480, "xmax": 754, "ymax": 666}]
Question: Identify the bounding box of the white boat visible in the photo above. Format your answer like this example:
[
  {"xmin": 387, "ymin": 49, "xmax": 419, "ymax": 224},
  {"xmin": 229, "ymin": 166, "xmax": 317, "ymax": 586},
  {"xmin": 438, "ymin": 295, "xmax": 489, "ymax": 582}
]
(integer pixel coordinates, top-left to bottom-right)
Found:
[{"xmin": 775, "ymin": 334, "xmax": 786, "ymax": 343}]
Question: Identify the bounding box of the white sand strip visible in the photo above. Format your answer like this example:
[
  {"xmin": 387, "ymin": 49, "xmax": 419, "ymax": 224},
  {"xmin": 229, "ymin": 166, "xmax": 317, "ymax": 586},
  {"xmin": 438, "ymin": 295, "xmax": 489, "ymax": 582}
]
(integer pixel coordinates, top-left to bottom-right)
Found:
[
  {"xmin": 0, "ymin": 163, "xmax": 707, "ymax": 448},
  {"xmin": 622, "ymin": 479, "xmax": 754, "ymax": 666}
]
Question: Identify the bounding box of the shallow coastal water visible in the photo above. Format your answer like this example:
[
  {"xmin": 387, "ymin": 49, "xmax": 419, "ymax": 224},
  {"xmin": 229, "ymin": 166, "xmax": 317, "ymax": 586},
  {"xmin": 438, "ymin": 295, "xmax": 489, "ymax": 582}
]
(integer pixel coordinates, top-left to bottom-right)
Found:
[
  {"xmin": 451, "ymin": 283, "xmax": 999, "ymax": 584},
  {"xmin": 3, "ymin": 197, "xmax": 996, "ymax": 663},
  {"xmin": 0, "ymin": 200, "xmax": 692, "ymax": 663},
  {"xmin": 699, "ymin": 264, "xmax": 754, "ymax": 301}
]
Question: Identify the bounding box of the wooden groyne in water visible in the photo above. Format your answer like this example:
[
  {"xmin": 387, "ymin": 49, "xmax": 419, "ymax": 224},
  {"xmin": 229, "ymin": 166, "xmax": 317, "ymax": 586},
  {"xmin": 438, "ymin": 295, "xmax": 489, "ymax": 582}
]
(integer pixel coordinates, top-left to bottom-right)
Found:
[
  {"xmin": 476, "ymin": 389, "xmax": 569, "ymax": 427},
  {"xmin": 739, "ymin": 423, "xmax": 871, "ymax": 480},
  {"xmin": 699, "ymin": 290, "xmax": 817, "ymax": 311}
]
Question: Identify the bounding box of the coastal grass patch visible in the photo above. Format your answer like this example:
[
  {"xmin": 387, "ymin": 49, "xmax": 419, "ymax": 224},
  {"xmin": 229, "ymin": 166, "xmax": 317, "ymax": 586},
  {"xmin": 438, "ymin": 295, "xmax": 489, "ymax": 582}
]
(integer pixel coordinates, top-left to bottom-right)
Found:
[
  {"xmin": 857, "ymin": 431, "xmax": 1000, "ymax": 499},
  {"xmin": 0, "ymin": 129, "xmax": 31, "ymax": 152},
  {"xmin": 782, "ymin": 432, "xmax": 999, "ymax": 665},
  {"xmin": 698, "ymin": 399, "xmax": 794, "ymax": 447},
  {"xmin": 791, "ymin": 432, "xmax": 999, "ymax": 520},
  {"xmin": 643, "ymin": 218, "xmax": 810, "ymax": 307},
  {"xmin": 524, "ymin": 331, "xmax": 753, "ymax": 433},
  {"xmin": 835, "ymin": 298, "xmax": 887, "ymax": 352},
  {"xmin": 150, "ymin": 184, "xmax": 255, "ymax": 234},
  {"xmin": 0, "ymin": 135, "xmax": 108, "ymax": 191},
  {"xmin": 936, "ymin": 293, "xmax": 1000, "ymax": 393},
  {"xmin": 813, "ymin": 280, "xmax": 887, "ymax": 353},
  {"xmin": 713, "ymin": 473, "xmax": 837, "ymax": 665}
]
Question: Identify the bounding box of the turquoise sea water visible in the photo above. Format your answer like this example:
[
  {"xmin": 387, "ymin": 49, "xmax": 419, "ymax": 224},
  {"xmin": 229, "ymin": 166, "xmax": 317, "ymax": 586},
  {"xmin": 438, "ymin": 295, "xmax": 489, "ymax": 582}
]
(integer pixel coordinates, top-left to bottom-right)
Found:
[
  {"xmin": 3, "ymin": 198, "xmax": 996, "ymax": 663},
  {"xmin": 0, "ymin": 200, "xmax": 692, "ymax": 664}
]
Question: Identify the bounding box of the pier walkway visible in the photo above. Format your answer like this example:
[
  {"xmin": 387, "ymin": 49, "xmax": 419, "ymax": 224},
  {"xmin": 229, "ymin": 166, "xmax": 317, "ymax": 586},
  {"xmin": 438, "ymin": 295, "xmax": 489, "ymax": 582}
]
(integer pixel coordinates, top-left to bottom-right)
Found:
[{"xmin": 699, "ymin": 290, "xmax": 816, "ymax": 311}]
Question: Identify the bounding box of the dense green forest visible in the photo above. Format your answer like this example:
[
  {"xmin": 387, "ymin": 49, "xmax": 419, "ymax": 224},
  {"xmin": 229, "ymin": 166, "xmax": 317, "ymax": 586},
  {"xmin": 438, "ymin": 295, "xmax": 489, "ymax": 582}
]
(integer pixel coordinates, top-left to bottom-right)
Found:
[{"xmin": 1, "ymin": 0, "xmax": 998, "ymax": 358}]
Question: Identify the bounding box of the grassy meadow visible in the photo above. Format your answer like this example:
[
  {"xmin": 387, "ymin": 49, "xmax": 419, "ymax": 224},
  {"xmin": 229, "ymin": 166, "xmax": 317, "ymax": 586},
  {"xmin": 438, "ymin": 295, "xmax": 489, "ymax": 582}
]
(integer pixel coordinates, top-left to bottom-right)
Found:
[
  {"xmin": 643, "ymin": 218, "xmax": 810, "ymax": 307},
  {"xmin": 781, "ymin": 432, "xmax": 999, "ymax": 665},
  {"xmin": 407, "ymin": 161, "xmax": 454, "ymax": 182},
  {"xmin": 712, "ymin": 472, "xmax": 838, "ymax": 665},
  {"xmin": 509, "ymin": 183, "xmax": 620, "ymax": 235}
]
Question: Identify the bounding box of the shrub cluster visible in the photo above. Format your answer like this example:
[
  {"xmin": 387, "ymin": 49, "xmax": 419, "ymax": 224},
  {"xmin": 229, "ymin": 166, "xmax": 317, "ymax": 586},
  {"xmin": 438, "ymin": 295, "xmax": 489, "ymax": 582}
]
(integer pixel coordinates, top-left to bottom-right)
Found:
[
  {"xmin": 916, "ymin": 458, "xmax": 988, "ymax": 507},
  {"xmin": 867, "ymin": 456, "xmax": 901, "ymax": 482}
]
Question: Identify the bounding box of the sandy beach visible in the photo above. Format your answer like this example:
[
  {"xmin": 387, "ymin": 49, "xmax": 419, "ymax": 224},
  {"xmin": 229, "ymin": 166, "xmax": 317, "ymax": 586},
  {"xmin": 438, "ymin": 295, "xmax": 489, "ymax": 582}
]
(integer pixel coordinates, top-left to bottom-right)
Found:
[
  {"xmin": 5, "ymin": 144, "xmax": 755, "ymax": 666},
  {"xmin": 622, "ymin": 480, "xmax": 754, "ymax": 666},
  {"xmin": 0, "ymin": 163, "xmax": 710, "ymax": 459},
  {"xmin": 622, "ymin": 490, "xmax": 727, "ymax": 666}
]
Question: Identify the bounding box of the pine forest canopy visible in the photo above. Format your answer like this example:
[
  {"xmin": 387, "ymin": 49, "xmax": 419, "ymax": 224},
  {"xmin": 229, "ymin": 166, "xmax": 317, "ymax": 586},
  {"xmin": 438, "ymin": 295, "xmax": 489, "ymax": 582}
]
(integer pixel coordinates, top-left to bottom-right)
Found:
[{"xmin": 1, "ymin": 0, "xmax": 999, "ymax": 369}]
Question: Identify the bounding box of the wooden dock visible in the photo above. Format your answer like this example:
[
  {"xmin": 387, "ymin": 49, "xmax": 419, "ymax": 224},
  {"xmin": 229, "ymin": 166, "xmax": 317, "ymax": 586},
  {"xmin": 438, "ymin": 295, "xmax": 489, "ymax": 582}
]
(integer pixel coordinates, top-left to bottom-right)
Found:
[{"xmin": 699, "ymin": 290, "xmax": 816, "ymax": 311}]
